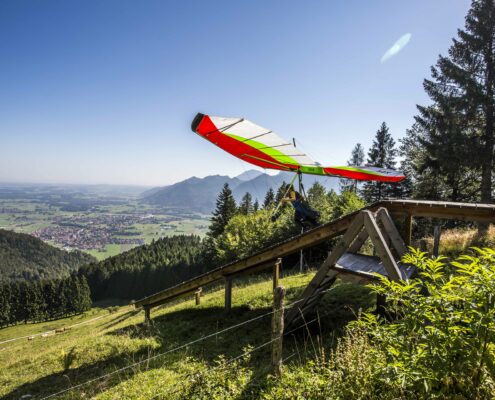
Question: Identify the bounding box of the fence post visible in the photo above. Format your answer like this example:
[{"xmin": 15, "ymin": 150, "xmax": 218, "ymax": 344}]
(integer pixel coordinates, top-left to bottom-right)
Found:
[
  {"xmin": 404, "ymin": 214, "xmax": 413, "ymax": 247},
  {"xmin": 144, "ymin": 306, "xmax": 151, "ymax": 325},
  {"xmin": 225, "ymin": 277, "xmax": 232, "ymax": 313},
  {"xmin": 433, "ymin": 226, "xmax": 442, "ymax": 257},
  {"xmin": 272, "ymin": 286, "xmax": 285, "ymax": 378},
  {"xmin": 273, "ymin": 258, "xmax": 281, "ymax": 291},
  {"xmin": 195, "ymin": 287, "xmax": 202, "ymax": 306}
]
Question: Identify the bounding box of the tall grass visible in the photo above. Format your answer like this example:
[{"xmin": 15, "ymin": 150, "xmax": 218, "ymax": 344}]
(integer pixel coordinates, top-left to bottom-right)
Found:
[{"xmin": 422, "ymin": 225, "xmax": 495, "ymax": 257}]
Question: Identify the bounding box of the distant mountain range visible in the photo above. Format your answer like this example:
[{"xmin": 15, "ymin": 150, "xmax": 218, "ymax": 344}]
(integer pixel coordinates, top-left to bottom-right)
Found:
[{"xmin": 141, "ymin": 170, "xmax": 340, "ymax": 213}]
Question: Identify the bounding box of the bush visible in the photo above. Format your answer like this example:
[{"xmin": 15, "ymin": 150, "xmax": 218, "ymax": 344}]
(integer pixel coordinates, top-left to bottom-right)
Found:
[{"xmin": 352, "ymin": 248, "xmax": 495, "ymax": 399}]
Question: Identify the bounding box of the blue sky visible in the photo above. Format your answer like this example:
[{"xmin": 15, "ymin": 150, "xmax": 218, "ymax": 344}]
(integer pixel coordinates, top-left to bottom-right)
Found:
[{"xmin": 0, "ymin": 0, "xmax": 471, "ymax": 186}]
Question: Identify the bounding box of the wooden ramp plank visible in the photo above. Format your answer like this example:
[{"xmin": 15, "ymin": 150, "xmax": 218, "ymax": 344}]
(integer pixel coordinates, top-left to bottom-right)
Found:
[{"xmin": 337, "ymin": 253, "xmax": 415, "ymax": 280}]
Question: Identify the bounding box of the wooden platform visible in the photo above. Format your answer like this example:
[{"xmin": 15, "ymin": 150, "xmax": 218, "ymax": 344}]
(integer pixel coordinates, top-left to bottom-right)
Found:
[{"xmin": 284, "ymin": 208, "xmax": 414, "ymax": 330}]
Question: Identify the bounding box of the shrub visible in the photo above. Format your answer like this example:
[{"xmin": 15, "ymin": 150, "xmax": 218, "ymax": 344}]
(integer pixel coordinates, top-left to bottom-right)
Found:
[{"xmin": 352, "ymin": 248, "xmax": 495, "ymax": 399}]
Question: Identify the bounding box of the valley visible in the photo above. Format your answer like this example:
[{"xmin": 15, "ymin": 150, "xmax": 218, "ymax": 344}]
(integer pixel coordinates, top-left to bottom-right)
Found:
[{"xmin": 0, "ymin": 184, "xmax": 210, "ymax": 260}]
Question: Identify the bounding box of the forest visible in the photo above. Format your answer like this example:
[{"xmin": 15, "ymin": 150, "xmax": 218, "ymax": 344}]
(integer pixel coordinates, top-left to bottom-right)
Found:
[
  {"xmin": 0, "ymin": 229, "xmax": 96, "ymax": 282},
  {"xmin": 0, "ymin": 275, "xmax": 91, "ymax": 327}
]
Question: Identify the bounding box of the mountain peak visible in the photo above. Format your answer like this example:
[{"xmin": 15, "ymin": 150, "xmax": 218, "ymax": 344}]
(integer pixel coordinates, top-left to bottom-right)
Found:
[{"xmin": 235, "ymin": 170, "xmax": 264, "ymax": 181}]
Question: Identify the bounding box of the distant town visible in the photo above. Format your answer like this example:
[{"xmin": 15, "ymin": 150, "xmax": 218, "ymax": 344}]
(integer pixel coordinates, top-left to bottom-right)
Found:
[{"xmin": 0, "ymin": 184, "xmax": 210, "ymax": 259}]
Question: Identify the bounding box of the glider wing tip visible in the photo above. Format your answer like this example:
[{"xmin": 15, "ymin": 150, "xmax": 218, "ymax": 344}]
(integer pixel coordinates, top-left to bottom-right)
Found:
[{"xmin": 191, "ymin": 113, "xmax": 205, "ymax": 133}]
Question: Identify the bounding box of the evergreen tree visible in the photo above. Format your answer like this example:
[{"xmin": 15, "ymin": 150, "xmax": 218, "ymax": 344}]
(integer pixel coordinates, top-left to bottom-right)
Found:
[
  {"xmin": 208, "ymin": 183, "xmax": 237, "ymax": 238},
  {"xmin": 307, "ymin": 182, "xmax": 333, "ymax": 222},
  {"xmin": 76, "ymin": 276, "xmax": 92, "ymax": 313},
  {"xmin": 253, "ymin": 199, "xmax": 260, "ymax": 212},
  {"xmin": 275, "ymin": 181, "xmax": 290, "ymax": 203},
  {"xmin": 239, "ymin": 192, "xmax": 254, "ymax": 215},
  {"xmin": 403, "ymin": 0, "xmax": 495, "ymax": 206},
  {"xmin": 0, "ymin": 284, "xmax": 11, "ymax": 327},
  {"xmin": 263, "ymin": 188, "xmax": 275, "ymax": 209},
  {"xmin": 361, "ymin": 122, "xmax": 398, "ymax": 202},
  {"xmin": 24, "ymin": 281, "xmax": 43, "ymax": 323},
  {"xmin": 340, "ymin": 143, "xmax": 365, "ymax": 193}
]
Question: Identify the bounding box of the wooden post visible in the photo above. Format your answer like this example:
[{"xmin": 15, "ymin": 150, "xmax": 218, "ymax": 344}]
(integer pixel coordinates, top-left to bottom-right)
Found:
[
  {"xmin": 144, "ymin": 306, "xmax": 151, "ymax": 325},
  {"xmin": 433, "ymin": 225, "xmax": 441, "ymax": 257},
  {"xmin": 273, "ymin": 258, "xmax": 281, "ymax": 291},
  {"xmin": 195, "ymin": 287, "xmax": 202, "ymax": 305},
  {"xmin": 225, "ymin": 277, "xmax": 232, "ymax": 313},
  {"xmin": 404, "ymin": 214, "xmax": 413, "ymax": 247},
  {"xmin": 272, "ymin": 286, "xmax": 285, "ymax": 378}
]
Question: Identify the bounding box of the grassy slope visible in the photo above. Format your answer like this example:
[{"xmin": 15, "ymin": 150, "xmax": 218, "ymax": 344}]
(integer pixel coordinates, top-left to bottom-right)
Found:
[{"xmin": 0, "ymin": 272, "xmax": 374, "ymax": 400}]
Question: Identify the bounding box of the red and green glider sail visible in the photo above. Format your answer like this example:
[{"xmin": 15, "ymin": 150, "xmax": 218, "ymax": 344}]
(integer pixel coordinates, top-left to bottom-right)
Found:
[{"xmin": 191, "ymin": 113, "xmax": 405, "ymax": 183}]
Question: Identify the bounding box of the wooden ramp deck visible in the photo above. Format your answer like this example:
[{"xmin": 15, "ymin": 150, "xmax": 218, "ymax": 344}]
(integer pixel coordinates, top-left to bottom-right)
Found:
[{"xmin": 134, "ymin": 200, "xmax": 495, "ymax": 322}]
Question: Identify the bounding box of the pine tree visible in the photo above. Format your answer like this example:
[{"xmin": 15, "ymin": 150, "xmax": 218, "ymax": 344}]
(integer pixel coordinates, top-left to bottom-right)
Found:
[
  {"xmin": 275, "ymin": 181, "xmax": 289, "ymax": 203},
  {"xmin": 76, "ymin": 276, "xmax": 92, "ymax": 313},
  {"xmin": 239, "ymin": 192, "xmax": 254, "ymax": 215},
  {"xmin": 0, "ymin": 284, "xmax": 11, "ymax": 327},
  {"xmin": 403, "ymin": 0, "xmax": 495, "ymax": 206},
  {"xmin": 340, "ymin": 143, "xmax": 365, "ymax": 193},
  {"xmin": 263, "ymin": 188, "xmax": 275, "ymax": 209},
  {"xmin": 253, "ymin": 199, "xmax": 260, "ymax": 212},
  {"xmin": 361, "ymin": 122, "xmax": 398, "ymax": 203},
  {"xmin": 208, "ymin": 183, "xmax": 237, "ymax": 238}
]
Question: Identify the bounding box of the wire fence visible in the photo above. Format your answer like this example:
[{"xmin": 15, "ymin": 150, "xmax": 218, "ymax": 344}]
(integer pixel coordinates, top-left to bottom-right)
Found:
[
  {"xmin": 0, "ymin": 309, "xmax": 129, "ymax": 346},
  {"xmin": 39, "ymin": 295, "xmax": 313, "ymax": 400},
  {"xmin": 150, "ymin": 310, "xmax": 330, "ymax": 400}
]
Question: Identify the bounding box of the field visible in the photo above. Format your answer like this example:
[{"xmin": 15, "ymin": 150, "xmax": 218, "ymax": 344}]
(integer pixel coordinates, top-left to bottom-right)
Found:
[
  {"xmin": 0, "ymin": 184, "xmax": 210, "ymax": 260},
  {"xmin": 0, "ymin": 272, "xmax": 374, "ymax": 399}
]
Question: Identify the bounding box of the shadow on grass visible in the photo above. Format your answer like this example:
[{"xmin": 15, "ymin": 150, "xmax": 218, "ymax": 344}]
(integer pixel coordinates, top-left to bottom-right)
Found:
[{"xmin": 3, "ymin": 282, "xmax": 375, "ymax": 400}]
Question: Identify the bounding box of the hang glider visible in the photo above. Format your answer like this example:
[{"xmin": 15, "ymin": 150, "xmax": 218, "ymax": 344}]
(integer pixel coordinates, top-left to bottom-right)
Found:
[{"xmin": 191, "ymin": 113, "xmax": 405, "ymax": 183}]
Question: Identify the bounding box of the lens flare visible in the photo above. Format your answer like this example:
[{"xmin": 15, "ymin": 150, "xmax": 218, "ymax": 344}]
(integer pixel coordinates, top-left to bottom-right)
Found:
[{"xmin": 381, "ymin": 33, "xmax": 412, "ymax": 63}]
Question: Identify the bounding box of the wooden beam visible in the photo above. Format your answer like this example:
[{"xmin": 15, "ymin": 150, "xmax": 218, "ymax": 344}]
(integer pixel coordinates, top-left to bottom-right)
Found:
[
  {"xmin": 404, "ymin": 214, "xmax": 413, "ymax": 247},
  {"xmin": 348, "ymin": 227, "xmax": 368, "ymax": 253},
  {"xmin": 433, "ymin": 226, "xmax": 442, "ymax": 257},
  {"xmin": 383, "ymin": 200, "xmax": 495, "ymax": 223},
  {"xmin": 377, "ymin": 208, "xmax": 408, "ymax": 258},
  {"xmin": 225, "ymin": 277, "xmax": 232, "ymax": 313},
  {"xmin": 195, "ymin": 288, "xmax": 202, "ymax": 306},
  {"xmin": 363, "ymin": 212, "xmax": 402, "ymax": 281}
]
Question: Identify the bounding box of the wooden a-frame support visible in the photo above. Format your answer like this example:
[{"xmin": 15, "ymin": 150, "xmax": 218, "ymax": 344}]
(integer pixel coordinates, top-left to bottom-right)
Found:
[{"xmin": 285, "ymin": 207, "xmax": 413, "ymax": 330}]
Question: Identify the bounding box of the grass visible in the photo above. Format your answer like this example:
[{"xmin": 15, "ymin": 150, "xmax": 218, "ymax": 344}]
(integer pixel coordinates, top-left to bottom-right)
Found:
[
  {"xmin": 0, "ymin": 271, "xmax": 375, "ymax": 399},
  {"xmin": 422, "ymin": 225, "xmax": 495, "ymax": 257}
]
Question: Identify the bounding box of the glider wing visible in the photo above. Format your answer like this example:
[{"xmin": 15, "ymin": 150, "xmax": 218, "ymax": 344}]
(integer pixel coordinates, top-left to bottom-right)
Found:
[{"xmin": 191, "ymin": 113, "xmax": 405, "ymax": 183}]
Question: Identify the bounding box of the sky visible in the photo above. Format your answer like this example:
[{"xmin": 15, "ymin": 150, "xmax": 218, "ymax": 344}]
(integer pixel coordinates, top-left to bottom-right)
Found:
[{"xmin": 0, "ymin": 0, "xmax": 472, "ymax": 187}]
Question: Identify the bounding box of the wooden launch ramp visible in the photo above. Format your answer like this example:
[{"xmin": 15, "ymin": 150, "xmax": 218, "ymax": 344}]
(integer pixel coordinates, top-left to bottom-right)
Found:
[{"xmin": 134, "ymin": 200, "xmax": 495, "ymax": 324}]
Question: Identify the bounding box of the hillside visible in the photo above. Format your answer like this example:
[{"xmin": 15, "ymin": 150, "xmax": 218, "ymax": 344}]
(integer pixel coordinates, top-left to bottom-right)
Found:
[
  {"xmin": 0, "ymin": 229, "xmax": 96, "ymax": 282},
  {"xmin": 0, "ymin": 272, "xmax": 374, "ymax": 400},
  {"xmin": 142, "ymin": 170, "xmax": 340, "ymax": 213},
  {"xmin": 2, "ymin": 247, "xmax": 495, "ymax": 399},
  {"xmin": 79, "ymin": 235, "xmax": 203, "ymax": 301}
]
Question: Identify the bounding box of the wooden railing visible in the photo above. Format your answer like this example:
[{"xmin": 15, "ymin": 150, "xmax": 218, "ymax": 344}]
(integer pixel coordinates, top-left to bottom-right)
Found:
[{"xmin": 135, "ymin": 200, "xmax": 495, "ymax": 312}]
